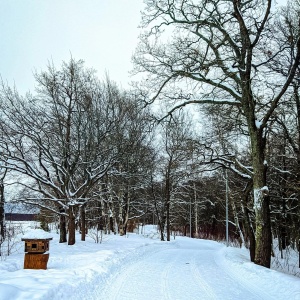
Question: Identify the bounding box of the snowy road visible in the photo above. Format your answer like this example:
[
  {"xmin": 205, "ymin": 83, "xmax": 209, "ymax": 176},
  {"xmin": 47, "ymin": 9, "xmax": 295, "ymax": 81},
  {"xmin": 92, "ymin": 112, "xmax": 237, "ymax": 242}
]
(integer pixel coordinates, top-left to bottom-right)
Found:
[
  {"xmin": 94, "ymin": 238, "xmax": 278, "ymax": 300},
  {"xmin": 1, "ymin": 229, "xmax": 299, "ymax": 300}
]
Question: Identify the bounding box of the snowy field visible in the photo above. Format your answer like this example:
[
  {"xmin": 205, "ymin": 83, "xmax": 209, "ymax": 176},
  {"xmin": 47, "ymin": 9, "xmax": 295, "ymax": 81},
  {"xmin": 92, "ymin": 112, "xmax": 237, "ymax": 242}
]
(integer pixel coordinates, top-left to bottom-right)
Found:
[{"xmin": 0, "ymin": 223, "xmax": 299, "ymax": 300}]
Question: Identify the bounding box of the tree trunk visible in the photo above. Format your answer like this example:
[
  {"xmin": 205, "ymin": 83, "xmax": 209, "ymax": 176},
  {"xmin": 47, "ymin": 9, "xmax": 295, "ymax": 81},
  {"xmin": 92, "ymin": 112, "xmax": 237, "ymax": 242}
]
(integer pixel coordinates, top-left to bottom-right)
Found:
[
  {"xmin": 166, "ymin": 200, "xmax": 170, "ymax": 241},
  {"xmin": 166, "ymin": 169, "xmax": 171, "ymax": 242},
  {"xmin": 119, "ymin": 190, "xmax": 130, "ymax": 236},
  {"xmin": 250, "ymin": 130, "xmax": 272, "ymax": 268},
  {"xmin": 68, "ymin": 207, "xmax": 76, "ymax": 245},
  {"xmin": 80, "ymin": 205, "xmax": 86, "ymax": 242},
  {"xmin": 59, "ymin": 214, "xmax": 67, "ymax": 243},
  {"xmin": 159, "ymin": 219, "xmax": 166, "ymax": 241},
  {"xmin": 240, "ymin": 182, "xmax": 256, "ymax": 262},
  {"xmin": 154, "ymin": 197, "xmax": 165, "ymax": 241},
  {"xmin": 194, "ymin": 182, "xmax": 198, "ymax": 238},
  {"xmin": 0, "ymin": 180, "xmax": 5, "ymax": 241},
  {"xmin": 230, "ymin": 198, "xmax": 245, "ymax": 247},
  {"xmin": 295, "ymin": 85, "xmax": 300, "ymax": 268},
  {"xmin": 254, "ymin": 193, "xmax": 272, "ymax": 267},
  {"xmin": 277, "ymin": 129, "xmax": 289, "ymax": 252}
]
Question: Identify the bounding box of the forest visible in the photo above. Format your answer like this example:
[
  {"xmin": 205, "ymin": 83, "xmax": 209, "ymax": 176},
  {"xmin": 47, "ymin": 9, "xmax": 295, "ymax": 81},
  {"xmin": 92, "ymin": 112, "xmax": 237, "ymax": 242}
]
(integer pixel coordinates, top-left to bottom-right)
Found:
[{"xmin": 0, "ymin": 0, "xmax": 299, "ymax": 270}]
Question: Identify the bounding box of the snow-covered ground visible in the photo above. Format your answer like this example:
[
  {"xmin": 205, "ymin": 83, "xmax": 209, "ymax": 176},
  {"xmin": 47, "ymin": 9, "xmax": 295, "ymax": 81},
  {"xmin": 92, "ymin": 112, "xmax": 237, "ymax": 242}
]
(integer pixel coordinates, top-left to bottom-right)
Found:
[{"xmin": 0, "ymin": 223, "xmax": 299, "ymax": 300}]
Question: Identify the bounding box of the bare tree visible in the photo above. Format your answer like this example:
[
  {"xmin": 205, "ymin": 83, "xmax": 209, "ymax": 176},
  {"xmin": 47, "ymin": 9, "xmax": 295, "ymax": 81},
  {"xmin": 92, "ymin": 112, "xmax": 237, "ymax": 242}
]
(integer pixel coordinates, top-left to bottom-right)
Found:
[
  {"xmin": 0, "ymin": 165, "xmax": 7, "ymax": 242},
  {"xmin": 133, "ymin": 0, "xmax": 300, "ymax": 268},
  {"xmin": 101, "ymin": 95, "xmax": 155, "ymax": 236},
  {"xmin": 263, "ymin": 0, "xmax": 300, "ymax": 265},
  {"xmin": 0, "ymin": 59, "xmax": 122, "ymax": 245},
  {"xmin": 153, "ymin": 112, "xmax": 195, "ymax": 241}
]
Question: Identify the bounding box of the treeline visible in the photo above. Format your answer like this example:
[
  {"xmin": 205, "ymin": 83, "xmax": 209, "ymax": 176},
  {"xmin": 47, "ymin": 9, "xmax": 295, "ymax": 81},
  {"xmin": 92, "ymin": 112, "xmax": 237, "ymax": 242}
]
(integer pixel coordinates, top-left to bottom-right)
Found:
[
  {"xmin": 131, "ymin": 0, "xmax": 300, "ymax": 269},
  {"xmin": 0, "ymin": 0, "xmax": 300, "ymax": 270}
]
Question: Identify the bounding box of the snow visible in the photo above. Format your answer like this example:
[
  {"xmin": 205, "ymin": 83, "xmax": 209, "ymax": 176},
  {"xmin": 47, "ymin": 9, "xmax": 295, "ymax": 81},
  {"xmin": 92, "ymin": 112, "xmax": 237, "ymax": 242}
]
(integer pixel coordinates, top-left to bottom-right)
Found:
[
  {"xmin": 253, "ymin": 188, "xmax": 261, "ymax": 210},
  {"xmin": 255, "ymin": 119, "xmax": 262, "ymax": 129},
  {"xmin": 254, "ymin": 186, "xmax": 269, "ymax": 211},
  {"xmin": 261, "ymin": 185, "xmax": 269, "ymax": 194},
  {"xmin": 0, "ymin": 224, "xmax": 299, "ymax": 300},
  {"xmin": 21, "ymin": 229, "xmax": 53, "ymax": 240}
]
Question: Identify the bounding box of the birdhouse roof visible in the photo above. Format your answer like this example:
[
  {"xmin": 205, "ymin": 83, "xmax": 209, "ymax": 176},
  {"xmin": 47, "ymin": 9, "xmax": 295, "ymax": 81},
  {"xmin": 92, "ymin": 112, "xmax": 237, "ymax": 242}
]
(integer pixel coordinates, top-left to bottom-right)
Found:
[{"xmin": 21, "ymin": 229, "xmax": 53, "ymax": 240}]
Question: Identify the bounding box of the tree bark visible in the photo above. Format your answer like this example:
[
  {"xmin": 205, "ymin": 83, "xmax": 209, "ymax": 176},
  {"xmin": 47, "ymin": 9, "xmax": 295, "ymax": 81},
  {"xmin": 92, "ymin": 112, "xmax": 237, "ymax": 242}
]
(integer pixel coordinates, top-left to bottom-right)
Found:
[
  {"xmin": 80, "ymin": 205, "xmax": 86, "ymax": 241},
  {"xmin": 250, "ymin": 130, "xmax": 272, "ymax": 268},
  {"xmin": 241, "ymin": 181, "xmax": 256, "ymax": 262},
  {"xmin": 119, "ymin": 190, "xmax": 130, "ymax": 236},
  {"xmin": 194, "ymin": 182, "xmax": 198, "ymax": 238},
  {"xmin": 294, "ymin": 85, "xmax": 300, "ymax": 264},
  {"xmin": 166, "ymin": 167, "xmax": 171, "ymax": 242},
  {"xmin": 59, "ymin": 214, "xmax": 67, "ymax": 243},
  {"xmin": 153, "ymin": 191, "xmax": 165, "ymax": 241},
  {"xmin": 68, "ymin": 207, "xmax": 76, "ymax": 245},
  {"xmin": 230, "ymin": 197, "xmax": 245, "ymax": 247},
  {"xmin": 0, "ymin": 180, "xmax": 5, "ymax": 241}
]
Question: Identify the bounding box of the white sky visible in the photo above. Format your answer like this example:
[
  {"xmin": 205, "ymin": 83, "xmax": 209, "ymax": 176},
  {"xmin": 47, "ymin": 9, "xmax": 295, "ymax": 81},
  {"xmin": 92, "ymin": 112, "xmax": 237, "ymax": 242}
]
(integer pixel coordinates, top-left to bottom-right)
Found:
[
  {"xmin": 0, "ymin": 0, "xmax": 145, "ymax": 94},
  {"xmin": 0, "ymin": 0, "xmax": 288, "ymax": 95}
]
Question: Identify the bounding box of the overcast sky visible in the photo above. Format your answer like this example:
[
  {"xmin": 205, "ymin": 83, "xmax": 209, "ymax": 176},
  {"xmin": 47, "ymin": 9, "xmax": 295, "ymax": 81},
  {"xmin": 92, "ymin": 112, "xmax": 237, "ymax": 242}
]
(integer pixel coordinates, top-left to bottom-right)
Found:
[
  {"xmin": 0, "ymin": 0, "xmax": 144, "ymax": 94},
  {"xmin": 0, "ymin": 0, "xmax": 288, "ymax": 95}
]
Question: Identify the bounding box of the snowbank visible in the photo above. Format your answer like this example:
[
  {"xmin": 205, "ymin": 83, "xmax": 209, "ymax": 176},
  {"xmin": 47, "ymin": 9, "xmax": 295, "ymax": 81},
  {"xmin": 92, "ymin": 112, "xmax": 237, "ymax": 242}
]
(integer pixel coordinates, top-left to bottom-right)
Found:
[{"xmin": 0, "ymin": 224, "xmax": 299, "ymax": 300}]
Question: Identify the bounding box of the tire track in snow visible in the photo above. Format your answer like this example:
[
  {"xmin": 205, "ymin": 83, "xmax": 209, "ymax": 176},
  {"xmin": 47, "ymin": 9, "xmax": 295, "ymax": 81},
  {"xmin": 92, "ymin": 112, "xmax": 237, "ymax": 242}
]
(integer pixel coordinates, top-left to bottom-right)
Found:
[
  {"xmin": 186, "ymin": 244, "xmax": 268, "ymax": 300},
  {"xmin": 103, "ymin": 257, "xmax": 151, "ymax": 300},
  {"xmin": 161, "ymin": 248, "xmax": 220, "ymax": 300},
  {"xmin": 161, "ymin": 253, "xmax": 174, "ymax": 300},
  {"xmin": 96, "ymin": 244, "xmax": 174, "ymax": 300},
  {"xmin": 213, "ymin": 250, "xmax": 276, "ymax": 300},
  {"xmin": 98, "ymin": 245, "xmax": 217, "ymax": 300},
  {"xmin": 190, "ymin": 255, "xmax": 218, "ymax": 300},
  {"xmin": 93, "ymin": 239, "xmax": 280, "ymax": 300}
]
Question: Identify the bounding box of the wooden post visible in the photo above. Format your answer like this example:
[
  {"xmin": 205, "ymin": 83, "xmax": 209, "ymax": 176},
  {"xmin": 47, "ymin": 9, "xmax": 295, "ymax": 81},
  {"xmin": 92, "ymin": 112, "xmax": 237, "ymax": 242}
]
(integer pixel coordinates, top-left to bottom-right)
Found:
[{"xmin": 24, "ymin": 253, "xmax": 50, "ymax": 270}]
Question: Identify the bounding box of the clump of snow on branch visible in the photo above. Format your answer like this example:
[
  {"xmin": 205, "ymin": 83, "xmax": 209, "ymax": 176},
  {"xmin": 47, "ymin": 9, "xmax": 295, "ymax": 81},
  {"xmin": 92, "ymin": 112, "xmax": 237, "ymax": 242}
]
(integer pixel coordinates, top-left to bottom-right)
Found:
[{"xmin": 254, "ymin": 186, "xmax": 269, "ymax": 210}]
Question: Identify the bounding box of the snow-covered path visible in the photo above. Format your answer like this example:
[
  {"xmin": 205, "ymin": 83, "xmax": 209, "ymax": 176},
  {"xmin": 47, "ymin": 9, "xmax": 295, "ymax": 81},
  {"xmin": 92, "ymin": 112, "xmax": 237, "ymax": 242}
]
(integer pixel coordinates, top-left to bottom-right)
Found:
[
  {"xmin": 93, "ymin": 238, "xmax": 296, "ymax": 300},
  {"xmin": 1, "ymin": 226, "xmax": 299, "ymax": 300}
]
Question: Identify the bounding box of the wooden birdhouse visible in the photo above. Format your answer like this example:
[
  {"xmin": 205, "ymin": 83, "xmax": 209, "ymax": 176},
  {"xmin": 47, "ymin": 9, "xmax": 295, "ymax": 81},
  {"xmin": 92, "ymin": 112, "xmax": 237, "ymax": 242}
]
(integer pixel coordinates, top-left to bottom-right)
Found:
[
  {"xmin": 21, "ymin": 229, "xmax": 53, "ymax": 270},
  {"xmin": 22, "ymin": 238, "xmax": 52, "ymax": 254}
]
